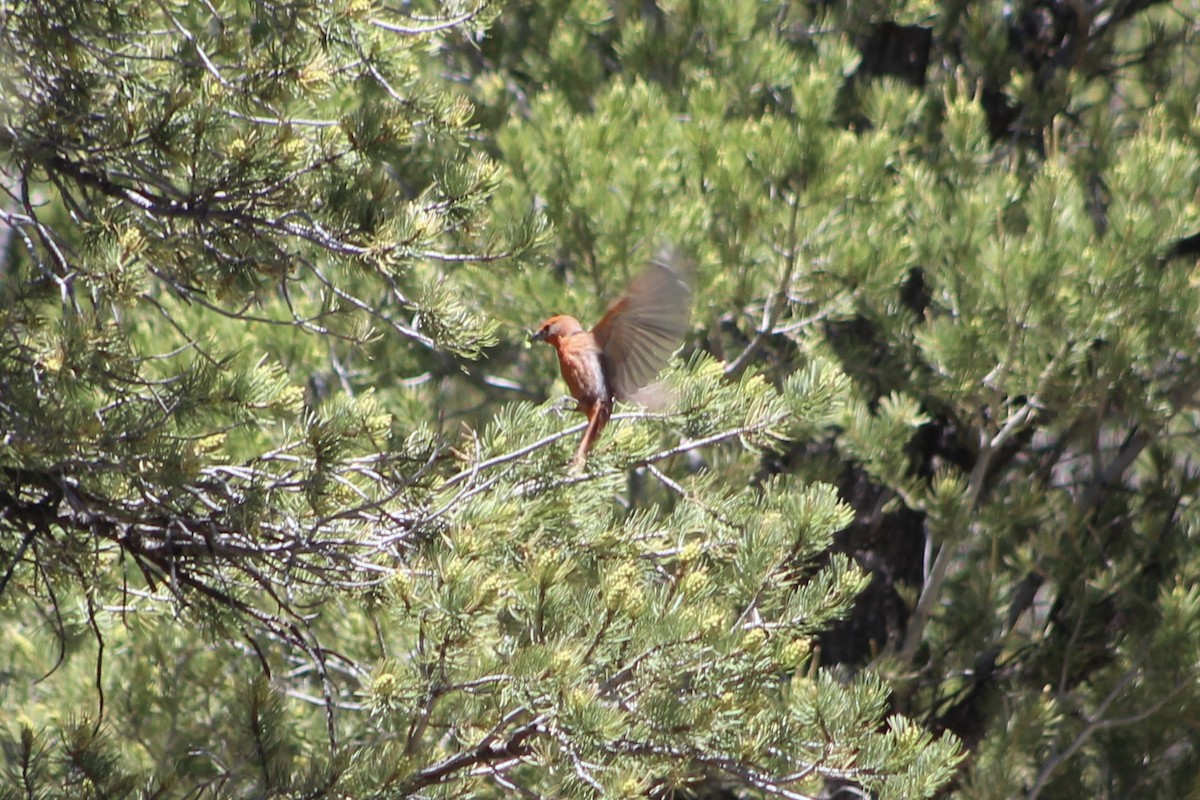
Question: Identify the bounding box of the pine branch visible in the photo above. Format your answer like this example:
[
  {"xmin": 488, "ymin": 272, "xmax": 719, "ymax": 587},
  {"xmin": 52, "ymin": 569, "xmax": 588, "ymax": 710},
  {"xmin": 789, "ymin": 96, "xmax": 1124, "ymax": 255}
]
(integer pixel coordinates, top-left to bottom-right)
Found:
[
  {"xmin": 899, "ymin": 348, "xmax": 1063, "ymax": 666},
  {"xmin": 726, "ymin": 194, "xmax": 804, "ymax": 379},
  {"xmin": 1025, "ymin": 668, "xmax": 1192, "ymax": 800},
  {"xmin": 398, "ymin": 715, "xmax": 544, "ymax": 793},
  {"xmin": 371, "ymin": 3, "xmax": 489, "ymax": 37}
]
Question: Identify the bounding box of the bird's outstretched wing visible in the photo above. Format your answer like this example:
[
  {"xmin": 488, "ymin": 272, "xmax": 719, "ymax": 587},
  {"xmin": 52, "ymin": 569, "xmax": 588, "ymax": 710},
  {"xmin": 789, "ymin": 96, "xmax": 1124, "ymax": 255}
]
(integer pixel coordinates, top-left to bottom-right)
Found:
[{"xmin": 592, "ymin": 251, "xmax": 693, "ymax": 402}]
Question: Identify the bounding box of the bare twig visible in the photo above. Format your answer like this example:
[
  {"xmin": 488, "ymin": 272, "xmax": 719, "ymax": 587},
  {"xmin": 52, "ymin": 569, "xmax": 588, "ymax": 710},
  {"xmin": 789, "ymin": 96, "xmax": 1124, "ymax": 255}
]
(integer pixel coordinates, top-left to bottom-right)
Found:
[{"xmin": 371, "ymin": 4, "xmax": 488, "ymax": 36}]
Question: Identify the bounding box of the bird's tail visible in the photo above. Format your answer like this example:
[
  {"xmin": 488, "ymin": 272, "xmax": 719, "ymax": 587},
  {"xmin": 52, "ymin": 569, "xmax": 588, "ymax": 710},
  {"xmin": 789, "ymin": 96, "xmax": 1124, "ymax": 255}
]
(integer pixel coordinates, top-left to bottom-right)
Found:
[{"xmin": 572, "ymin": 402, "xmax": 612, "ymax": 468}]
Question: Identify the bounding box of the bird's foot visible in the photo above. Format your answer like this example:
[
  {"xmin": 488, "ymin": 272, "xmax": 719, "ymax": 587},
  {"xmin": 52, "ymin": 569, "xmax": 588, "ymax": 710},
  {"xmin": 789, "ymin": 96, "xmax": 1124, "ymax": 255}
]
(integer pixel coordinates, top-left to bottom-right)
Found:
[{"xmin": 544, "ymin": 395, "xmax": 578, "ymax": 418}]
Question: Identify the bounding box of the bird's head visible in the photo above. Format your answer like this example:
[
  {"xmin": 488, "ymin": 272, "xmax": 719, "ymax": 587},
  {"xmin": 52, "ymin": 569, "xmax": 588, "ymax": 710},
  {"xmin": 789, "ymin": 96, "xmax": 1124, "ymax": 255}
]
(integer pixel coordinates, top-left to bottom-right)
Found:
[{"xmin": 529, "ymin": 315, "xmax": 584, "ymax": 345}]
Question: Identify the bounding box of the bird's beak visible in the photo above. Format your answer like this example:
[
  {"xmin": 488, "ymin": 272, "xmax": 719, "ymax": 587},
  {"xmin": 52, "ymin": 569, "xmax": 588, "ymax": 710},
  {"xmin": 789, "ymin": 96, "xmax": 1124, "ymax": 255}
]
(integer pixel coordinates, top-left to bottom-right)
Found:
[{"xmin": 528, "ymin": 329, "xmax": 546, "ymax": 343}]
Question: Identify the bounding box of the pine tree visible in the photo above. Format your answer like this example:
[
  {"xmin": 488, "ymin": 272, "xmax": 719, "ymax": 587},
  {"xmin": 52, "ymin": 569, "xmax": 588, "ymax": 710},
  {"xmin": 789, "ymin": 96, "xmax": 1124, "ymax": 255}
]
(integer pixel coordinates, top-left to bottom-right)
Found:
[
  {"xmin": 450, "ymin": 0, "xmax": 1200, "ymax": 797},
  {"xmin": 1, "ymin": 2, "xmax": 961, "ymax": 799}
]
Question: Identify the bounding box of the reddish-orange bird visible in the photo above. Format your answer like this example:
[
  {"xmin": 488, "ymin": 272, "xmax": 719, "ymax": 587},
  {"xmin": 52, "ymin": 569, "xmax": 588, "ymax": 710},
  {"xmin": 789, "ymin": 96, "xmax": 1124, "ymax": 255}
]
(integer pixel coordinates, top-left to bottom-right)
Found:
[{"xmin": 531, "ymin": 253, "xmax": 693, "ymax": 467}]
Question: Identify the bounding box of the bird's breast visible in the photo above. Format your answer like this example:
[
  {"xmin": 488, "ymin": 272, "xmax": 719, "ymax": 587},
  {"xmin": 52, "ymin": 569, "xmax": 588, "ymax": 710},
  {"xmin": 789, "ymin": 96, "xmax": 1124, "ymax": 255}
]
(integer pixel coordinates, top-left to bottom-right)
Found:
[{"xmin": 556, "ymin": 334, "xmax": 610, "ymax": 407}]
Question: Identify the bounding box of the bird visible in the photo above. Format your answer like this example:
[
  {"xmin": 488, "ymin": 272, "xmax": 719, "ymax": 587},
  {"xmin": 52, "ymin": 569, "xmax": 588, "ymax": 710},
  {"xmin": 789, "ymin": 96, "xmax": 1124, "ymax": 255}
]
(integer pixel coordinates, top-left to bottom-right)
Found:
[{"xmin": 530, "ymin": 251, "xmax": 693, "ymax": 468}]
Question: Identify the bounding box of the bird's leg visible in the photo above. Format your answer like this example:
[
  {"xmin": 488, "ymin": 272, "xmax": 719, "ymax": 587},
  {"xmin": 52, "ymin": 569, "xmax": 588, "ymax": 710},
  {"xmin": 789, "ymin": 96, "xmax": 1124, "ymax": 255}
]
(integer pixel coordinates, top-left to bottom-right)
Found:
[{"xmin": 571, "ymin": 401, "xmax": 612, "ymax": 469}]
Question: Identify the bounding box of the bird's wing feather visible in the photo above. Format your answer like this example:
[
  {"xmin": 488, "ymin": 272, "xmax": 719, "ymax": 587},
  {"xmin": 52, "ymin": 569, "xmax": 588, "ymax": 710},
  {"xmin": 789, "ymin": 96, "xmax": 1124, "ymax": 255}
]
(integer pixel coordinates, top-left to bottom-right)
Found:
[{"xmin": 592, "ymin": 255, "xmax": 693, "ymax": 402}]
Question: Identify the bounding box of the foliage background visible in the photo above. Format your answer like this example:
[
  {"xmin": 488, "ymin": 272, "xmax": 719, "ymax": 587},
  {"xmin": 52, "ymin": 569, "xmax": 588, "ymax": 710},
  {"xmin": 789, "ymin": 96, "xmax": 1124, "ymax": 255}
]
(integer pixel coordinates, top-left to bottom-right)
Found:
[{"xmin": 2, "ymin": 0, "xmax": 1200, "ymax": 798}]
